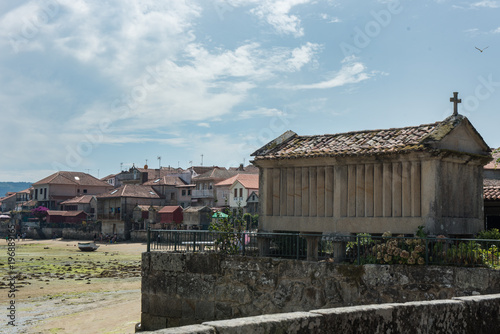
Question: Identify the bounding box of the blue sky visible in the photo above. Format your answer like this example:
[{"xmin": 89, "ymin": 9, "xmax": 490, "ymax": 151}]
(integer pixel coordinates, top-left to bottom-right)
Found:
[{"xmin": 1, "ymin": 0, "xmax": 499, "ymax": 182}]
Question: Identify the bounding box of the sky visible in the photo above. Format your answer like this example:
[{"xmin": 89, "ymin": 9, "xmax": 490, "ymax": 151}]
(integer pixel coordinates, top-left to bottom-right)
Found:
[{"xmin": 1, "ymin": 0, "xmax": 499, "ymax": 182}]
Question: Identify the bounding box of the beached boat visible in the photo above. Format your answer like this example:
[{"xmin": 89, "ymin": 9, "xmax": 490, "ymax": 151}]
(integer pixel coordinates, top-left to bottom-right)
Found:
[{"xmin": 78, "ymin": 242, "xmax": 99, "ymax": 252}]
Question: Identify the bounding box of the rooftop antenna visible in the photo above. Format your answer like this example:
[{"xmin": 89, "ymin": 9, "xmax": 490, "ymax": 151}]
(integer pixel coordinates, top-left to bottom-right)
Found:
[
  {"xmin": 201, "ymin": 154, "xmax": 204, "ymax": 166},
  {"xmin": 157, "ymin": 156, "xmax": 161, "ymax": 169},
  {"xmin": 120, "ymin": 162, "xmax": 123, "ymax": 171}
]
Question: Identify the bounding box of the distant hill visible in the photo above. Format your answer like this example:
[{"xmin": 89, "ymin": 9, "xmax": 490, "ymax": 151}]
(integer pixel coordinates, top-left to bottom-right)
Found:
[{"xmin": 0, "ymin": 182, "xmax": 32, "ymax": 197}]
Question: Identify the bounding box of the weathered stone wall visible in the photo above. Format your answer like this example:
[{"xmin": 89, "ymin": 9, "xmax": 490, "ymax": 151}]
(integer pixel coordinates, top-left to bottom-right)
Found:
[
  {"xmin": 24, "ymin": 227, "xmax": 97, "ymax": 240},
  {"xmin": 141, "ymin": 294, "xmax": 500, "ymax": 334},
  {"xmin": 131, "ymin": 230, "xmax": 148, "ymax": 242},
  {"xmin": 141, "ymin": 252, "xmax": 500, "ymax": 331}
]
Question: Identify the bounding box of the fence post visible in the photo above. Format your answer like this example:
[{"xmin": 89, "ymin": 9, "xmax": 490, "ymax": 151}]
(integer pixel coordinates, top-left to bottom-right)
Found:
[
  {"xmin": 193, "ymin": 231, "xmax": 197, "ymax": 252},
  {"xmin": 357, "ymin": 235, "xmax": 360, "ymax": 265},
  {"xmin": 425, "ymin": 237, "xmax": 429, "ymax": 265},
  {"xmin": 147, "ymin": 225, "xmax": 150, "ymax": 253}
]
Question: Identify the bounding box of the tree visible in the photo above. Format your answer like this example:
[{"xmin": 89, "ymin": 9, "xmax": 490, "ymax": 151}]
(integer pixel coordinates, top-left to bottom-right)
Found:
[{"xmin": 31, "ymin": 206, "xmax": 48, "ymax": 224}]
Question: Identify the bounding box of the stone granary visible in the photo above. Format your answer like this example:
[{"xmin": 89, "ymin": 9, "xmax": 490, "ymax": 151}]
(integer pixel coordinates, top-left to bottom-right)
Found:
[{"xmin": 251, "ymin": 112, "xmax": 491, "ymax": 237}]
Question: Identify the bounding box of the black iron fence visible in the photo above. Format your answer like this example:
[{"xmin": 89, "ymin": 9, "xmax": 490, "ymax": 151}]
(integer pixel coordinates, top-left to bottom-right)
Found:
[{"xmin": 147, "ymin": 229, "xmax": 500, "ymax": 268}]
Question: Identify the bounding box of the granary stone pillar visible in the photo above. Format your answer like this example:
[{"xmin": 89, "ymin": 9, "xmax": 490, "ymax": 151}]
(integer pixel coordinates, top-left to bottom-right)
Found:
[
  {"xmin": 258, "ymin": 235, "xmax": 271, "ymax": 257},
  {"xmin": 303, "ymin": 232, "xmax": 322, "ymax": 262}
]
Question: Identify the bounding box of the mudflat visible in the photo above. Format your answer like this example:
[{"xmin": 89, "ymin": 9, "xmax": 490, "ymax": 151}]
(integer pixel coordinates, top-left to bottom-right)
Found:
[{"xmin": 0, "ymin": 239, "xmax": 146, "ymax": 334}]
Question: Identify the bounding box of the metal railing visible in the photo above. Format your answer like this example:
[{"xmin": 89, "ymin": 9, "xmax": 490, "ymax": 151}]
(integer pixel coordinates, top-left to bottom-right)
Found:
[{"xmin": 146, "ymin": 229, "xmax": 500, "ymax": 268}]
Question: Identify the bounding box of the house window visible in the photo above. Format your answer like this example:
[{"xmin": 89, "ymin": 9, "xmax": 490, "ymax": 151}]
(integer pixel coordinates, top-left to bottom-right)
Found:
[
  {"xmin": 182, "ymin": 190, "xmax": 186, "ymax": 196},
  {"xmin": 171, "ymin": 193, "xmax": 175, "ymax": 200},
  {"xmin": 209, "ymin": 183, "xmax": 213, "ymax": 190},
  {"xmin": 234, "ymin": 188, "xmax": 237, "ymax": 198},
  {"xmin": 239, "ymin": 188, "xmax": 243, "ymax": 198},
  {"xmin": 188, "ymin": 190, "xmax": 191, "ymax": 196},
  {"xmin": 83, "ymin": 189, "xmax": 87, "ymax": 194},
  {"xmin": 44, "ymin": 188, "xmax": 47, "ymax": 199},
  {"xmin": 35, "ymin": 189, "xmax": 38, "ymax": 200}
]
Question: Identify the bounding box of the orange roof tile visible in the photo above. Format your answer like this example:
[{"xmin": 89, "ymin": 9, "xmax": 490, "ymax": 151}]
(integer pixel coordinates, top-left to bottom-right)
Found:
[
  {"xmin": 252, "ymin": 115, "xmax": 490, "ymax": 161},
  {"xmin": 484, "ymin": 186, "xmax": 500, "ymax": 201}
]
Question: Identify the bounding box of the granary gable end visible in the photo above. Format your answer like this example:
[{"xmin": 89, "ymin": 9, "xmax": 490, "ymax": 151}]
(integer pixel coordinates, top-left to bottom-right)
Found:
[{"xmin": 251, "ymin": 113, "xmax": 492, "ymax": 237}]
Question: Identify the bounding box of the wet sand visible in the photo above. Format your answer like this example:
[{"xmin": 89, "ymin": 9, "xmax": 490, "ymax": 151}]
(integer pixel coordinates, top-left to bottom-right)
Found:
[{"xmin": 0, "ymin": 239, "xmax": 146, "ymax": 333}]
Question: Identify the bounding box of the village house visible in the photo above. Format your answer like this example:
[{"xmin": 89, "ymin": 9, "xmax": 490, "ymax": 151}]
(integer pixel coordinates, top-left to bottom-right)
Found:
[
  {"xmin": 182, "ymin": 206, "xmax": 211, "ymax": 229},
  {"xmin": 96, "ymin": 184, "xmax": 163, "ymax": 239},
  {"xmin": 252, "ymin": 105, "xmax": 491, "ymax": 237},
  {"xmin": 158, "ymin": 205, "xmax": 183, "ymax": 228},
  {"xmin": 60, "ymin": 195, "xmax": 97, "ymax": 221},
  {"xmin": 46, "ymin": 210, "xmax": 88, "ymax": 225},
  {"xmin": 215, "ymin": 173, "xmax": 259, "ymax": 214},
  {"xmin": 191, "ymin": 167, "xmax": 238, "ymax": 207},
  {"xmin": 483, "ymin": 149, "xmax": 500, "ymax": 230},
  {"xmin": 32, "ymin": 171, "xmax": 113, "ymax": 210},
  {"xmin": 0, "ymin": 192, "xmax": 17, "ymax": 212}
]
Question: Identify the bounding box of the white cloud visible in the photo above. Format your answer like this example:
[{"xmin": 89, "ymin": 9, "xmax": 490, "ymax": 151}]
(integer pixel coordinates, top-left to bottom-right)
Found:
[
  {"xmin": 287, "ymin": 57, "xmax": 375, "ymax": 90},
  {"xmin": 248, "ymin": 0, "xmax": 312, "ymax": 37},
  {"xmin": 68, "ymin": 41, "xmax": 319, "ymax": 133},
  {"xmin": 470, "ymin": 1, "xmax": 500, "ymax": 8},
  {"xmin": 238, "ymin": 107, "xmax": 285, "ymax": 119},
  {"xmin": 492, "ymin": 27, "xmax": 500, "ymax": 33}
]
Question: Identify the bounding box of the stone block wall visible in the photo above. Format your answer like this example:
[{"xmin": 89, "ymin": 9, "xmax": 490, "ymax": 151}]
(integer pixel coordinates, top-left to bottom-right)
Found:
[
  {"xmin": 131, "ymin": 230, "xmax": 148, "ymax": 242},
  {"xmin": 141, "ymin": 252, "xmax": 500, "ymax": 331},
  {"xmin": 141, "ymin": 294, "xmax": 500, "ymax": 334}
]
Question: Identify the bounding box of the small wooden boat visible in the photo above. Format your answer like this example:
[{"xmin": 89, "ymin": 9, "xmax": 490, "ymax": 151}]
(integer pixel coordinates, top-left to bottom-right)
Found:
[{"xmin": 78, "ymin": 242, "xmax": 99, "ymax": 252}]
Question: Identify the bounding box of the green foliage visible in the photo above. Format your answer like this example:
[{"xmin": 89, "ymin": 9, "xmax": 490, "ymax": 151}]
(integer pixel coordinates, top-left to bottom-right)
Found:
[
  {"xmin": 416, "ymin": 225, "xmax": 427, "ymax": 238},
  {"xmin": 477, "ymin": 228, "xmax": 500, "ymax": 240},
  {"xmin": 209, "ymin": 205, "xmax": 244, "ymax": 255},
  {"xmin": 251, "ymin": 214, "xmax": 259, "ymax": 229},
  {"xmin": 346, "ymin": 233, "xmax": 375, "ymax": 262}
]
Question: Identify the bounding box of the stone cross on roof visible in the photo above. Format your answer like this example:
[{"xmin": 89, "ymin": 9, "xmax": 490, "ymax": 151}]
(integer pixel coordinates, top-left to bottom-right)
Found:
[{"xmin": 450, "ymin": 92, "xmax": 461, "ymax": 116}]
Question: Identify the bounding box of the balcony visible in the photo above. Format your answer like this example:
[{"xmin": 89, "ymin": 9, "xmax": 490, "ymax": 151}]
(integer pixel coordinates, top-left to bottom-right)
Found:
[
  {"xmin": 192, "ymin": 189, "xmax": 215, "ymax": 199},
  {"xmin": 98, "ymin": 213, "xmax": 121, "ymax": 220}
]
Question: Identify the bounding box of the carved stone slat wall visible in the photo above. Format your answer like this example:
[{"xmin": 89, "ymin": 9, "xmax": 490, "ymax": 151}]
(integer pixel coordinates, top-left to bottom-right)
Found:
[
  {"xmin": 356, "ymin": 165, "xmax": 365, "ymax": 217},
  {"xmin": 392, "ymin": 162, "xmax": 402, "ymax": 217},
  {"xmin": 280, "ymin": 168, "xmax": 287, "ymax": 216},
  {"xmin": 264, "ymin": 162, "xmax": 423, "ymax": 219},
  {"xmin": 402, "ymin": 162, "xmax": 412, "ymax": 217},
  {"xmin": 325, "ymin": 166, "xmax": 334, "ymax": 217},
  {"xmin": 317, "ymin": 166, "xmax": 325, "ymax": 217},
  {"xmin": 310, "ymin": 167, "xmax": 317, "ymax": 217},
  {"xmin": 348, "ymin": 165, "xmax": 356, "ymax": 217},
  {"xmin": 383, "ymin": 163, "xmax": 393, "ymax": 217},
  {"xmin": 365, "ymin": 164, "xmax": 374, "ymax": 218},
  {"xmin": 287, "ymin": 168, "xmax": 294, "ymax": 217},
  {"xmin": 294, "ymin": 168, "xmax": 302, "ymax": 216},
  {"xmin": 265, "ymin": 168, "xmax": 273, "ymax": 216},
  {"xmin": 411, "ymin": 162, "xmax": 421, "ymax": 217},
  {"xmin": 337, "ymin": 165, "xmax": 347, "ymax": 217},
  {"xmin": 272, "ymin": 168, "xmax": 280, "ymax": 216},
  {"xmin": 374, "ymin": 164, "xmax": 383, "ymax": 217},
  {"xmin": 301, "ymin": 167, "xmax": 309, "ymax": 217}
]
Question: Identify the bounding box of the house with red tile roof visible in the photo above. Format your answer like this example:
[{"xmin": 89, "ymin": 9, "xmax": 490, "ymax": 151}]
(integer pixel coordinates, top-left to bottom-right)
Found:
[
  {"xmin": 46, "ymin": 210, "xmax": 88, "ymax": 225},
  {"xmin": 215, "ymin": 174, "xmax": 259, "ymax": 213},
  {"xmin": 484, "ymin": 148, "xmax": 500, "ymax": 230},
  {"xmin": 32, "ymin": 171, "xmax": 113, "ymax": 210},
  {"xmin": 0, "ymin": 193, "xmax": 17, "ymax": 212},
  {"xmin": 252, "ymin": 113, "xmax": 491, "ymax": 237},
  {"xmin": 96, "ymin": 184, "xmax": 163, "ymax": 239},
  {"xmin": 158, "ymin": 206, "xmax": 183, "ymax": 226},
  {"xmin": 60, "ymin": 195, "xmax": 97, "ymax": 221}
]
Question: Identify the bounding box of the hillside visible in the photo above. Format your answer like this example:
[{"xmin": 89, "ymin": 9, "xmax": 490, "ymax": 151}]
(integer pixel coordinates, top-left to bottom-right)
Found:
[{"xmin": 0, "ymin": 182, "xmax": 31, "ymax": 197}]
